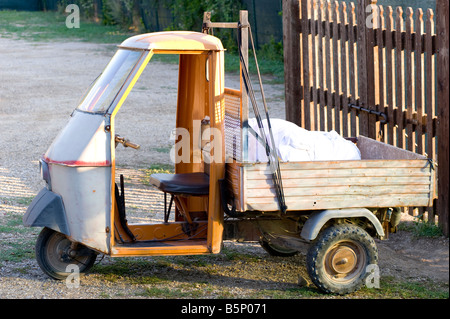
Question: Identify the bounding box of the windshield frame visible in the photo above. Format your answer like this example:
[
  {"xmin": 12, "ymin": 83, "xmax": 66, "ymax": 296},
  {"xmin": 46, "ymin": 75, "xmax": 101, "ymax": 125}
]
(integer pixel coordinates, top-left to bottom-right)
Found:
[{"xmin": 76, "ymin": 48, "xmax": 149, "ymax": 114}]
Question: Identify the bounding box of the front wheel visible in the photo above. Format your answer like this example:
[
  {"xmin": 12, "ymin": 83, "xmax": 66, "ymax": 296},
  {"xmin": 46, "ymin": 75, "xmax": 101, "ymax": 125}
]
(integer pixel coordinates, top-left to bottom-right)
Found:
[
  {"xmin": 35, "ymin": 227, "xmax": 97, "ymax": 280},
  {"xmin": 306, "ymin": 224, "xmax": 378, "ymax": 294}
]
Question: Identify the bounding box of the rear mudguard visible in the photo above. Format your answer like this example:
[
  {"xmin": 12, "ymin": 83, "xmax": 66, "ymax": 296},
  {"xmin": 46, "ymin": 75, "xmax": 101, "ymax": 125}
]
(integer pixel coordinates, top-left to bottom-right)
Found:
[
  {"xmin": 23, "ymin": 188, "xmax": 70, "ymax": 236},
  {"xmin": 300, "ymin": 208, "xmax": 385, "ymax": 241}
]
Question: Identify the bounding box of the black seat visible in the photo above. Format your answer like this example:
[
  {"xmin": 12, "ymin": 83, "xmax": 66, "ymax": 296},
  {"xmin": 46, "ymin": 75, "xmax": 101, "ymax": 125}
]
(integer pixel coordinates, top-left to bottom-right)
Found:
[{"xmin": 149, "ymin": 172, "xmax": 210, "ymax": 196}]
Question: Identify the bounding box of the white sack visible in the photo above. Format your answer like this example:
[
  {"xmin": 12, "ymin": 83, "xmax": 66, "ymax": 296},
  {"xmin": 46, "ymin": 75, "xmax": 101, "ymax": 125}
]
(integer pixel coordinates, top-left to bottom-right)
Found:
[{"xmin": 247, "ymin": 118, "xmax": 361, "ymax": 162}]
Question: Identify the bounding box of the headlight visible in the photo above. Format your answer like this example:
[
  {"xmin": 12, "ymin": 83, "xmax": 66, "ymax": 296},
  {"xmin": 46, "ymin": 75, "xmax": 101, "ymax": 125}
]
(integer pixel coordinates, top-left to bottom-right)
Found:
[{"xmin": 39, "ymin": 158, "xmax": 51, "ymax": 189}]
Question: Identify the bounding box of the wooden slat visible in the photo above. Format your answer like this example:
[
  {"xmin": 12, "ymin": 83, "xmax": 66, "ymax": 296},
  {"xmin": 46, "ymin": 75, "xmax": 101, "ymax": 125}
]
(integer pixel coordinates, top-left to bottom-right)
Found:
[
  {"xmin": 415, "ymin": 9, "xmax": 425, "ymax": 155},
  {"xmin": 318, "ymin": 0, "xmax": 326, "ymax": 131},
  {"xmin": 405, "ymin": 7, "xmax": 415, "ymax": 152},
  {"xmin": 310, "ymin": 0, "xmax": 319, "ymax": 131},
  {"xmin": 369, "ymin": 2, "xmax": 379, "ymax": 141},
  {"xmin": 348, "ymin": 2, "xmax": 357, "ymax": 137},
  {"xmin": 246, "ymin": 185, "xmax": 431, "ymax": 198},
  {"xmin": 425, "ymin": 9, "xmax": 436, "ymax": 160},
  {"xmin": 377, "ymin": 5, "xmax": 386, "ymax": 142},
  {"xmin": 301, "ymin": 0, "xmax": 311, "ymax": 129},
  {"xmin": 245, "ymin": 195, "xmax": 432, "ymax": 212},
  {"xmin": 385, "ymin": 7, "xmax": 395, "ymax": 146},
  {"xmin": 333, "ymin": 1, "xmax": 341, "ymax": 134},
  {"xmin": 247, "ymin": 168, "xmax": 431, "ymax": 180},
  {"xmin": 325, "ymin": 0, "xmax": 333, "ymax": 131},
  {"xmin": 246, "ymin": 175, "xmax": 432, "ymax": 188},
  {"xmin": 340, "ymin": 2, "xmax": 349, "ymax": 137},
  {"xmin": 395, "ymin": 7, "xmax": 405, "ymax": 148}
]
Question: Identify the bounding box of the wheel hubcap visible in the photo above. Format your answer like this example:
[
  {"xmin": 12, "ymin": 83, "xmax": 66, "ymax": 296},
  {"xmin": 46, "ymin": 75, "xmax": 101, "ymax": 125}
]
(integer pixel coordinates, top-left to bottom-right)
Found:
[
  {"xmin": 323, "ymin": 241, "xmax": 366, "ymax": 283},
  {"xmin": 46, "ymin": 233, "xmax": 90, "ymax": 271},
  {"xmin": 329, "ymin": 245, "xmax": 357, "ymax": 274}
]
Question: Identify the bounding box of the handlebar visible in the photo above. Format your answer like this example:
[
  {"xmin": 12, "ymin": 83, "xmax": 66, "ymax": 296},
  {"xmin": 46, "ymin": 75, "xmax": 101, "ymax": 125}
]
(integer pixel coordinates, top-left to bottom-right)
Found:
[{"xmin": 115, "ymin": 135, "xmax": 140, "ymax": 150}]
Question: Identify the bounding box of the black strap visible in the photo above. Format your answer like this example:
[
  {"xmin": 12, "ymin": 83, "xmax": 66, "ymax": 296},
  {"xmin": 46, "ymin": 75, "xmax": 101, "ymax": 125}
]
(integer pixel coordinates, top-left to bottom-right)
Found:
[
  {"xmin": 237, "ymin": 23, "xmax": 287, "ymax": 214},
  {"xmin": 115, "ymin": 175, "xmax": 136, "ymax": 242}
]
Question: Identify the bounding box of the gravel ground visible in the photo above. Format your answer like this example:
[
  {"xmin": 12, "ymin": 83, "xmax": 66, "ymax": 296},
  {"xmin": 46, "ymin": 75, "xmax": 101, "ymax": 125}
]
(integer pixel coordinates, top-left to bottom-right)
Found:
[{"xmin": 0, "ymin": 37, "xmax": 448, "ymax": 301}]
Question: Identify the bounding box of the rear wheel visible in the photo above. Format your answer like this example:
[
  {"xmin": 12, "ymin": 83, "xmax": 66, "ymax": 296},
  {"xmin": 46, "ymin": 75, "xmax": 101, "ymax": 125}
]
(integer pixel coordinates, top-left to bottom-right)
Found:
[
  {"xmin": 259, "ymin": 237, "xmax": 299, "ymax": 257},
  {"xmin": 35, "ymin": 227, "xmax": 97, "ymax": 280},
  {"xmin": 306, "ymin": 224, "xmax": 378, "ymax": 294}
]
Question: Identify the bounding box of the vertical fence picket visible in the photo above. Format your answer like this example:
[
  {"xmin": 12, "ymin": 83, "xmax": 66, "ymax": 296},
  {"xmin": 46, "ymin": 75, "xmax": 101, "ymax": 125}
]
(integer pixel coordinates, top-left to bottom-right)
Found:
[
  {"xmin": 311, "ymin": 0, "xmax": 319, "ymax": 131},
  {"xmin": 349, "ymin": 2, "xmax": 357, "ymax": 137},
  {"xmin": 425, "ymin": 9, "xmax": 435, "ymax": 161},
  {"xmin": 377, "ymin": 5, "xmax": 386, "ymax": 142},
  {"xmin": 405, "ymin": 7, "xmax": 415, "ymax": 153},
  {"xmin": 340, "ymin": 1, "xmax": 349, "ymax": 137},
  {"xmin": 425, "ymin": 8, "xmax": 436, "ymax": 224},
  {"xmin": 325, "ymin": 1, "xmax": 333, "ymax": 131},
  {"xmin": 318, "ymin": 0, "xmax": 326, "ymax": 131},
  {"xmin": 415, "ymin": 8, "xmax": 425, "ymax": 156},
  {"xmin": 302, "ymin": 0, "xmax": 311, "ymax": 130},
  {"xmin": 395, "ymin": 7, "xmax": 405, "ymax": 149},
  {"xmin": 333, "ymin": 1, "xmax": 341, "ymax": 134},
  {"xmin": 385, "ymin": 6, "xmax": 396, "ymax": 146}
]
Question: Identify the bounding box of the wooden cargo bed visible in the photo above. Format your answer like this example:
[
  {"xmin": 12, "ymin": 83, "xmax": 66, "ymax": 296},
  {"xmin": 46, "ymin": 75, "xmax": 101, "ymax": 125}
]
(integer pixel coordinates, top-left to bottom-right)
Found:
[{"xmin": 225, "ymin": 136, "xmax": 436, "ymax": 212}]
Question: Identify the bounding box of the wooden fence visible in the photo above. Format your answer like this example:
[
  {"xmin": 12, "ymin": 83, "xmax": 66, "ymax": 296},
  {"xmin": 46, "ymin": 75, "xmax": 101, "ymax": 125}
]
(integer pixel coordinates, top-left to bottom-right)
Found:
[{"xmin": 283, "ymin": 0, "xmax": 448, "ymax": 234}]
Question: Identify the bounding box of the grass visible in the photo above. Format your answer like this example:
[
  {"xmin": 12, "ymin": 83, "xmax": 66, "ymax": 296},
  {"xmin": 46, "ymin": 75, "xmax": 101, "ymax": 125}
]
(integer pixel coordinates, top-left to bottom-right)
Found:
[
  {"xmin": 0, "ymin": 10, "xmax": 284, "ymax": 81},
  {"xmin": 0, "ymin": 209, "xmax": 37, "ymax": 265},
  {"xmin": 0, "ymin": 10, "xmax": 133, "ymax": 43},
  {"xmin": 140, "ymin": 163, "xmax": 174, "ymax": 186},
  {"xmin": 398, "ymin": 218, "xmax": 444, "ymax": 238},
  {"xmin": 87, "ymin": 252, "xmax": 449, "ymax": 299}
]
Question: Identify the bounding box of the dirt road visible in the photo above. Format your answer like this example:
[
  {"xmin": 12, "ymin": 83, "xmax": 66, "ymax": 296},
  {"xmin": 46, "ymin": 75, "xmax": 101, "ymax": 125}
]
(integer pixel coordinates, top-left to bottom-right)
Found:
[{"xmin": 0, "ymin": 37, "xmax": 448, "ymax": 299}]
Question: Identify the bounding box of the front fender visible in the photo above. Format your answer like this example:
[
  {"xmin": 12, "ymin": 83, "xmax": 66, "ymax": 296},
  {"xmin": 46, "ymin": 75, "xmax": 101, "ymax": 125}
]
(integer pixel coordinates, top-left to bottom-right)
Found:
[
  {"xmin": 300, "ymin": 208, "xmax": 385, "ymax": 241},
  {"xmin": 23, "ymin": 188, "xmax": 70, "ymax": 236}
]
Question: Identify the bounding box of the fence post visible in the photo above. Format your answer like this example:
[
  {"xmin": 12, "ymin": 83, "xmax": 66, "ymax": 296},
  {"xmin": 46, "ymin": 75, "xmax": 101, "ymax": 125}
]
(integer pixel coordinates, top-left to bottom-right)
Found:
[
  {"xmin": 356, "ymin": 0, "xmax": 378, "ymax": 139},
  {"xmin": 283, "ymin": 0, "xmax": 302, "ymax": 126},
  {"xmin": 436, "ymin": 0, "xmax": 449, "ymax": 237}
]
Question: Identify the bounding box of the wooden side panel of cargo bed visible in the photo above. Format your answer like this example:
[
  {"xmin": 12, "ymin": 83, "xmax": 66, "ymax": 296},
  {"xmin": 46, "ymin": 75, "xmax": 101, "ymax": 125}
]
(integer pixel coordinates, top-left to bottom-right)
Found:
[{"xmin": 231, "ymin": 160, "xmax": 434, "ymax": 212}]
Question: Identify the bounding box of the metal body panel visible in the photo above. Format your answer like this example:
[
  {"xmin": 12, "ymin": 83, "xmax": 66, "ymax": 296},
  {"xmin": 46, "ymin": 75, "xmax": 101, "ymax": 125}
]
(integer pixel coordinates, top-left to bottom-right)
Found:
[
  {"xmin": 22, "ymin": 188, "xmax": 69, "ymax": 235},
  {"xmin": 44, "ymin": 111, "xmax": 111, "ymax": 167},
  {"xmin": 50, "ymin": 164, "xmax": 111, "ymax": 253},
  {"xmin": 119, "ymin": 31, "xmax": 224, "ymax": 52},
  {"xmin": 300, "ymin": 208, "xmax": 385, "ymax": 241},
  {"xmin": 40, "ymin": 111, "xmax": 112, "ymax": 253}
]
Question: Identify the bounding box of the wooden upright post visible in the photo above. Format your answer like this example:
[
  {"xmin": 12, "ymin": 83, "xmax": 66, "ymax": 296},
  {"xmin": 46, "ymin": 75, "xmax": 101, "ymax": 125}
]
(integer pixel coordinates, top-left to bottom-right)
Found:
[
  {"xmin": 239, "ymin": 10, "xmax": 249, "ymax": 162},
  {"xmin": 357, "ymin": 0, "xmax": 378, "ymax": 139},
  {"xmin": 436, "ymin": 0, "xmax": 449, "ymax": 237},
  {"xmin": 283, "ymin": 0, "xmax": 302, "ymax": 126}
]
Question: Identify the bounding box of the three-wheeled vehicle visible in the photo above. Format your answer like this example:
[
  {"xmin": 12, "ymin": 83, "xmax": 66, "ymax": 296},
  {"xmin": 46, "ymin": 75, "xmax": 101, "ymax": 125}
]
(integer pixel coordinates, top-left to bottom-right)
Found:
[{"xmin": 23, "ymin": 14, "xmax": 436, "ymax": 294}]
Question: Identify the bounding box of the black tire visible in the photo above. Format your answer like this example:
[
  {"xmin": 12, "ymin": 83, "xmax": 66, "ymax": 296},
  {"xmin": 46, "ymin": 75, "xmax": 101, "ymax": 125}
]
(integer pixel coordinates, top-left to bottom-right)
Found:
[
  {"xmin": 35, "ymin": 227, "xmax": 97, "ymax": 280},
  {"xmin": 306, "ymin": 224, "xmax": 378, "ymax": 294},
  {"xmin": 259, "ymin": 237, "xmax": 299, "ymax": 257}
]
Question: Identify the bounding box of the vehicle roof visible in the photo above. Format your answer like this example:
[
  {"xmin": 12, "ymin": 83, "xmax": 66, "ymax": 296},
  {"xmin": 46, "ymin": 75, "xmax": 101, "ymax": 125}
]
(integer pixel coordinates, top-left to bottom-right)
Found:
[{"xmin": 118, "ymin": 31, "xmax": 224, "ymax": 52}]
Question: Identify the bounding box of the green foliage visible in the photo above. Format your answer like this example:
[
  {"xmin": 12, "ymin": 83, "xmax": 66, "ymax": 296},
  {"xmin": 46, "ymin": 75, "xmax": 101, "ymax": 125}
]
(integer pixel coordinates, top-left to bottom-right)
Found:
[
  {"xmin": 166, "ymin": 0, "xmax": 242, "ymax": 52},
  {"xmin": 398, "ymin": 218, "xmax": 444, "ymax": 238},
  {"xmin": 57, "ymin": 0, "xmax": 96, "ymax": 19},
  {"xmin": 102, "ymin": 0, "xmax": 134, "ymax": 27},
  {"xmin": 258, "ymin": 37, "xmax": 284, "ymax": 62}
]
